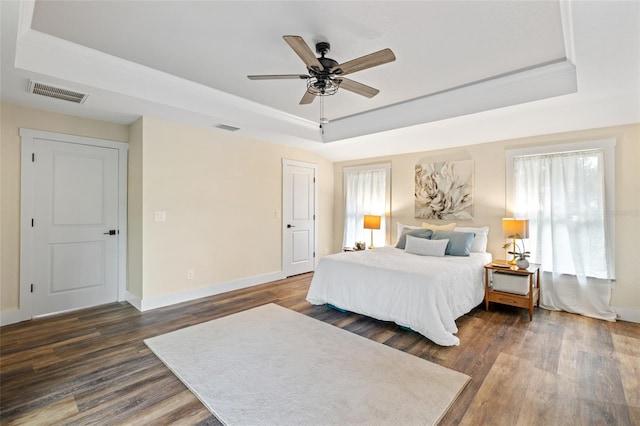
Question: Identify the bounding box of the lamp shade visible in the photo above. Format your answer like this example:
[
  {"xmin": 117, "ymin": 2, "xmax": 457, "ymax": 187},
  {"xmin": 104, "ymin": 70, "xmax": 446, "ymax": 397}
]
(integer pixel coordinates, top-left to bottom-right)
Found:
[
  {"xmin": 363, "ymin": 215, "xmax": 381, "ymax": 230},
  {"xmin": 502, "ymin": 218, "xmax": 529, "ymax": 238}
]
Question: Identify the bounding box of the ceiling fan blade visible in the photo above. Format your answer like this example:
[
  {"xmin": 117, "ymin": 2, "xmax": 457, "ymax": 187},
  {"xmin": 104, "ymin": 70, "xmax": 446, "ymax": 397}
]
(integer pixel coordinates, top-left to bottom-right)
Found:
[
  {"xmin": 283, "ymin": 35, "xmax": 324, "ymax": 71},
  {"xmin": 299, "ymin": 90, "xmax": 316, "ymax": 105},
  {"xmin": 247, "ymin": 74, "xmax": 308, "ymax": 80},
  {"xmin": 333, "ymin": 48, "xmax": 396, "ymax": 76},
  {"xmin": 336, "ymin": 77, "xmax": 380, "ymax": 98}
]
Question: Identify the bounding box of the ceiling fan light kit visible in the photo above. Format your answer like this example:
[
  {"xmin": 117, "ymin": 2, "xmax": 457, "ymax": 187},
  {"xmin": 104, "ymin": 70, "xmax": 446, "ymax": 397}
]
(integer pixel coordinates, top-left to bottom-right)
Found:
[{"xmin": 248, "ymin": 35, "xmax": 396, "ymax": 109}]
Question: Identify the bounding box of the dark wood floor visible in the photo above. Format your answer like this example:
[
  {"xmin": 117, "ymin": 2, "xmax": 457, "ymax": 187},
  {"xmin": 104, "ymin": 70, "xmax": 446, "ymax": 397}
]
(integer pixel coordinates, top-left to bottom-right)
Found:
[{"xmin": 1, "ymin": 273, "xmax": 639, "ymax": 425}]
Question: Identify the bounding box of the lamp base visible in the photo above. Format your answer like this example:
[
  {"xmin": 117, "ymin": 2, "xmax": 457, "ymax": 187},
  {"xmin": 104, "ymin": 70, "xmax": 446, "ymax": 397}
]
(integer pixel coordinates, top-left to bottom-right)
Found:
[
  {"xmin": 368, "ymin": 244, "xmax": 374, "ymax": 250},
  {"xmin": 508, "ymin": 238, "xmax": 517, "ymax": 264}
]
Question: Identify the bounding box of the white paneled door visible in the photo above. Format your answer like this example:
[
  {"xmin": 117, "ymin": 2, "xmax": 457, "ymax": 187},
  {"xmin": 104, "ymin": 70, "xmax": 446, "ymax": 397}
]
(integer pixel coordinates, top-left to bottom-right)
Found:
[
  {"xmin": 32, "ymin": 139, "xmax": 120, "ymax": 316},
  {"xmin": 282, "ymin": 160, "xmax": 316, "ymax": 277}
]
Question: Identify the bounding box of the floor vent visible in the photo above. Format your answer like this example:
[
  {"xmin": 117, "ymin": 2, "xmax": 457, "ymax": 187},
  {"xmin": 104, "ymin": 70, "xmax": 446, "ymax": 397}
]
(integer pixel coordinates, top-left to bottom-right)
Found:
[
  {"xmin": 28, "ymin": 80, "xmax": 89, "ymax": 104},
  {"xmin": 214, "ymin": 124, "xmax": 240, "ymax": 132}
]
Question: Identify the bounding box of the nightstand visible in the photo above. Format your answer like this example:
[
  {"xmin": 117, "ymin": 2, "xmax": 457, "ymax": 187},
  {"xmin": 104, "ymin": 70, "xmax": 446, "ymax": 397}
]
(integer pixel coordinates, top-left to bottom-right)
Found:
[{"xmin": 484, "ymin": 261, "xmax": 540, "ymax": 321}]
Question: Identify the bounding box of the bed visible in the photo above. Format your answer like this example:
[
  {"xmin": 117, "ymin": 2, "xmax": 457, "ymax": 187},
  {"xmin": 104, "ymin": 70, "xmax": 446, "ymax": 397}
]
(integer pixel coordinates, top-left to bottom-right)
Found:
[{"xmin": 306, "ymin": 228, "xmax": 492, "ymax": 346}]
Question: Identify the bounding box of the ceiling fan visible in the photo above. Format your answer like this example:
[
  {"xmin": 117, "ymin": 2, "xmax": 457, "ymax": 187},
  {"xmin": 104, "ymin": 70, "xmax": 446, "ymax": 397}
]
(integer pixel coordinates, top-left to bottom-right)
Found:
[{"xmin": 248, "ymin": 35, "xmax": 396, "ymax": 105}]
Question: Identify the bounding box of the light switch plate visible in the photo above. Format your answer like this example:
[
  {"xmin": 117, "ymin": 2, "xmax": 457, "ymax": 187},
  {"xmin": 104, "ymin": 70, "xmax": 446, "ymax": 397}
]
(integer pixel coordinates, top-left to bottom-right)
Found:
[{"xmin": 155, "ymin": 211, "xmax": 166, "ymax": 222}]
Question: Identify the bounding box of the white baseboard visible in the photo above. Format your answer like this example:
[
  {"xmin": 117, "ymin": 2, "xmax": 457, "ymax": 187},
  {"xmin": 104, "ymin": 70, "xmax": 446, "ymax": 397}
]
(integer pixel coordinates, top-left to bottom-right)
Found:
[
  {"xmin": 0, "ymin": 309, "xmax": 28, "ymax": 327},
  {"xmin": 125, "ymin": 291, "xmax": 142, "ymax": 311},
  {"xmin": 612, "ymin": 305, "xmax": 640, "ymax": 324},
  {"xmin": 4, "ymin": 286, "xmax": 637, "ymax": 326},
  {"xmin": 1, "ymin": 272, "xmax": 287, "ymax": 325},
  {"xmin": 129, "ymin": 271, "xmax": 287, "ymax": 312}
]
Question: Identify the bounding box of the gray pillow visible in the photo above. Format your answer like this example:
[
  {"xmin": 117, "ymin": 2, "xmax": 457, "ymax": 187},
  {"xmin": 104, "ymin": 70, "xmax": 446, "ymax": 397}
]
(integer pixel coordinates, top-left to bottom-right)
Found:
[
  {"xmin": 395, "ymin": 228, "xmax": 433, "ymax": 250},
  {"xmin": 431, "ymin": 230, "xmax": 475, "ymax": 256},
  {"xmin": 405, "ymin": 235, "xmax": 448, "ymax": 257}
]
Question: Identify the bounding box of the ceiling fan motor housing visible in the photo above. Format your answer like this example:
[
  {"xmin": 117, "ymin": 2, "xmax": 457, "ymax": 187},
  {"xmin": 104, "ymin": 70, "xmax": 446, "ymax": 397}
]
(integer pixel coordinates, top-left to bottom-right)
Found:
[
  {"xmin": 312, "ymin": 41, "xmax": 340, "ymax": 75},
  {"xmin": 314, "ymin": 57, "xmax": 339, "ymax": 74},
  {"xmin": 308, "ymin": 44, "xmax": 340, "ymax": 94}
]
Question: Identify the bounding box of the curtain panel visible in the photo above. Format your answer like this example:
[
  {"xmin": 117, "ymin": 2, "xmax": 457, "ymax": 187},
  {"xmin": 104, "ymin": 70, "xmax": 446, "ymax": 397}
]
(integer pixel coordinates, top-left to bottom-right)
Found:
[
  {"xmin": 343, "ymin": 166, "xmax": 389, "ymax": 249},
  {"xmin": 513, "ymin": 149, "xmax": 616, "ymax": 321}
]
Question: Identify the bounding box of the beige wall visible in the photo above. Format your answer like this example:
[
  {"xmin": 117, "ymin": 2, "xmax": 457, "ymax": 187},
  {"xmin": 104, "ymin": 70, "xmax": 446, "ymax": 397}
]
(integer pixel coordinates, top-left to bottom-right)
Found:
[
  {"xmin": 0, "ymin": 102, "xmax": 129, "ymax": 312},
  {"xmin": 333, "ymin": 124, "xmax": 640, "ymax": 311},
  {"xmin": 2, "ymin": 100, "xmax": 636, "ymax": 317},
  {"xmin": 134, "ymin": 116, "xmax": 334, "ymax": 300},
  {"xmin": 1, "ymin": 103, "xmax": 333, "ymax": 315}
]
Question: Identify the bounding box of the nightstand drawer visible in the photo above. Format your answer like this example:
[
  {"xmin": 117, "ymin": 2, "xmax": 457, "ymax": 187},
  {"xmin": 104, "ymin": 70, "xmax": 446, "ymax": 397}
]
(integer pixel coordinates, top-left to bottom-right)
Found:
[
  {"xmin": 492, "ymin": 271, "xmax": 529, "ymax": 295},
  {"xmin": 490, "ymin": 292, "xmax": 529, "ymax": 309}
]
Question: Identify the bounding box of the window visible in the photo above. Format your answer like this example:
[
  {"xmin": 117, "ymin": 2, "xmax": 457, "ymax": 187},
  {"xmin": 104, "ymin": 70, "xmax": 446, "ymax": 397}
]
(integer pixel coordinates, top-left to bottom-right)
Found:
[
  {"xmin": 506, "ymin": 139, "xmax": 616, "ymax": 321},
  {"xmin": 343, "ymin": 164, "xmax": 391, "ymax": 249}
]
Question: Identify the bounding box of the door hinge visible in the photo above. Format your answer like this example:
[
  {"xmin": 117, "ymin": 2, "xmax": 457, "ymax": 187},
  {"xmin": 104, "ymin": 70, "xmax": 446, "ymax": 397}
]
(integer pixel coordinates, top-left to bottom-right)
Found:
[
  {"xmin": 313, "ymin": 177, "xmax": 316, "ymax": 183},
  {"xmin": 31, "ymin": 218, "xmax": 34, "ymax": 227},
  {"xmin": 31, "ymin": 284, "xmax": 34, "ymax": 293},
  {"xmin": 32, "ymin": 153, "xmax": 35, "ymax": 162},
  {"xmin": 313, "ymin": 252, "xmax": 316, "ymax": 258}
]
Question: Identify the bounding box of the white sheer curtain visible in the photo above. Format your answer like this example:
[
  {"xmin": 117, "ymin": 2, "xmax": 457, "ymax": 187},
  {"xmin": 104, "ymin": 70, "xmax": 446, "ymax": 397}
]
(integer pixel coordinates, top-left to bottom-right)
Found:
[
  {"xmin": 343, "ymin": 166, "xmax": 389, "ymax": 249},
  {"xmin": 513, "ymin": 149, "xmax": 616, "ymax": 321}
]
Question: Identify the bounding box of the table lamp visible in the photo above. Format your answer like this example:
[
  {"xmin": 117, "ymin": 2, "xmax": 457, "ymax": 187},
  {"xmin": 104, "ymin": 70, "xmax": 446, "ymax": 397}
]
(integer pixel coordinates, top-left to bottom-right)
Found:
[
  {"xmin": 363, "ymin": 215, "xmax": 381, "ymax": 249},
  {"xmin": 502, "ymin": 218, "xmax": 529, "ymax": 265}
]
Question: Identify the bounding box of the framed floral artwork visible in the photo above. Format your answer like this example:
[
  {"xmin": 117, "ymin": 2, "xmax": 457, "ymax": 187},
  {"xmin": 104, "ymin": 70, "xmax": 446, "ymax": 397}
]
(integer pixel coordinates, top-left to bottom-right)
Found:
[{"xmin": 415, "ymin": 160, "xmax": 474, "ymax": 220}]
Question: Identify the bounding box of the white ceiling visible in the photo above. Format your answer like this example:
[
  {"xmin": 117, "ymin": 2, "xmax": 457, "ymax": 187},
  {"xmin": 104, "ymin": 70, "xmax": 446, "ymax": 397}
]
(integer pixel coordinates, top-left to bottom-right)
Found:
[{"xmin": 1, "ymin": 1, "xmax": 639, "ymax": 161}]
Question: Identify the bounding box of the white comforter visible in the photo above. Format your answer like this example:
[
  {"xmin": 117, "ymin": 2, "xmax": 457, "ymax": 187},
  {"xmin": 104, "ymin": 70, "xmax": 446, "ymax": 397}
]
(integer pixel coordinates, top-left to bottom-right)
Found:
[{"xmin": 306, "ymin": 246, "xmax": 492, "ymax": 346}]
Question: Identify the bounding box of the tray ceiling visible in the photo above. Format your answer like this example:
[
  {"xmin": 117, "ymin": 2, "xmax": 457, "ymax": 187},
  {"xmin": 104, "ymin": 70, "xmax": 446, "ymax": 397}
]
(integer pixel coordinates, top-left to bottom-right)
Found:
[{"xmin": 1, "ymin": 1, "xmax": 638, "ymax": 160}]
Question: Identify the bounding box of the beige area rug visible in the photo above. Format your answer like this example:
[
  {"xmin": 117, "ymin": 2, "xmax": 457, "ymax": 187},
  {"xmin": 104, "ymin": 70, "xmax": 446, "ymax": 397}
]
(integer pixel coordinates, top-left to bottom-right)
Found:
[{"xmin": 144, "ymin": 303, "xmax": 470, "ymax": 426}]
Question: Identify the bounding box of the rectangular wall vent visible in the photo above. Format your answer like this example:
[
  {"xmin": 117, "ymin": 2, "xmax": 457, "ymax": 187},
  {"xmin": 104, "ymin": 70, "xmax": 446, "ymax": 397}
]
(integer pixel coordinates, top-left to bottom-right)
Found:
[
  {"xmin": 28, "ymin": 80, "xmax": 89, "ymax": 104},
  {"xmin": 214, "ymin": 124, "xmax": 240, "ymax": 132}
]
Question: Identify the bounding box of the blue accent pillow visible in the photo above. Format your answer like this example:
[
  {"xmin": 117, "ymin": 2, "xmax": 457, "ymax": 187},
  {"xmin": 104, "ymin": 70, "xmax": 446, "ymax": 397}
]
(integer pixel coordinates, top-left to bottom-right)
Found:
[
  {"xmin": 431, "ymin": 230, "xmax": 475, "ymax": 256},
  {"xmin": 395, "ymin": 228, "xmax": 433, "ymax": 250}
]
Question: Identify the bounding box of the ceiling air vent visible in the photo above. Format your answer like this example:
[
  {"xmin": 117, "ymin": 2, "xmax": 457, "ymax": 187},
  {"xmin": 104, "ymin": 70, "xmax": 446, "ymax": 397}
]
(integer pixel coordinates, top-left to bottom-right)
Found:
[
  {"xmin": 214, "ymin": 124, "xmax": 240, "ymax": 132},
  {"xmin": 28, "ymin": 80, "xmax": 89, "ymax": 104}
]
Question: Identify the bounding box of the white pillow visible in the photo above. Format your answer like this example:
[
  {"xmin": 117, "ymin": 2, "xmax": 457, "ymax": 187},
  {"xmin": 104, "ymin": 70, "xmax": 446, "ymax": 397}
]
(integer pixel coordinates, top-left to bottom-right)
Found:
[
  {"xmin": 396, "ymin": 222, "xmax": 421, "ymax": 243},
  {"xmin": 454, "ymin": 226, "xmax": 489, "ymax": 253},
  {"xmin": 421, "ymin": 222, "xmax": 457, "ymax": 231},
  {"xmin": 405, "ymin": 235, "xmax": 449, "ymax": 257}
]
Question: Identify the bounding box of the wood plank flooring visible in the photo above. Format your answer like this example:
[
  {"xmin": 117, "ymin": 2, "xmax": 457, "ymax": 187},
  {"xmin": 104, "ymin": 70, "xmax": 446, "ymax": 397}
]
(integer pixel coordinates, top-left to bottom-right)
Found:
[{"xmin": 1, "ymin": 273, "xmax": 639, "ymax": 425}]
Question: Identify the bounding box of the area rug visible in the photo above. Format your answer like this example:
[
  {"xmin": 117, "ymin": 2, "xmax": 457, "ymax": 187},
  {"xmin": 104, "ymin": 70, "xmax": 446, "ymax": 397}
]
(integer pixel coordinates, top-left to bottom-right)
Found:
[{"xmin": 144, "ymin": 303, "xmax": 470, "ymax": 425}]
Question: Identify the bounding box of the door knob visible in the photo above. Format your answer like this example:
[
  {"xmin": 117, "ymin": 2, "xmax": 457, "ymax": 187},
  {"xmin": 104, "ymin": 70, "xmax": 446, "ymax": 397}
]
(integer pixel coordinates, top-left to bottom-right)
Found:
[
  {"xmin": 103, "ymin": 229, "xmax": 117, "ymax": 235},
  {"xmin": 287, "ymin": 224, "xmax": 295, "ymax": 228}
]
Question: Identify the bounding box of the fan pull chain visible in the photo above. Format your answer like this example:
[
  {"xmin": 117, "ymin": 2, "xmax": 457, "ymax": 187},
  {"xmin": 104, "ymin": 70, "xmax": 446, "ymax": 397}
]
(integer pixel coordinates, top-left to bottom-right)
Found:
[{"xmin": 319, "ymin": 95, "xmax": 325, "ymax": 135}]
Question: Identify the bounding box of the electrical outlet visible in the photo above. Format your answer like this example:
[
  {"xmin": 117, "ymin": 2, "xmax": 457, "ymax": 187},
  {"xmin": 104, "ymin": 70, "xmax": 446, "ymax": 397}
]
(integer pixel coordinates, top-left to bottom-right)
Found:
[{"xmin": 187, "ymin": 269, "xmax": 194, "ymax": 280}]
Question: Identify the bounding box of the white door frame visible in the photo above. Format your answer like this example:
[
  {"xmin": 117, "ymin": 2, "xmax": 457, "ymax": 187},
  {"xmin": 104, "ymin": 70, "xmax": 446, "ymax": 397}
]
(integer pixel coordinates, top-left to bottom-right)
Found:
[
  {"xmin": 18, "ymin": 128, "xmax": 128, "ymax": 322},
  {"xmin": 282, "ymin": 159, "xmax": 318, "ymax": 276}
]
